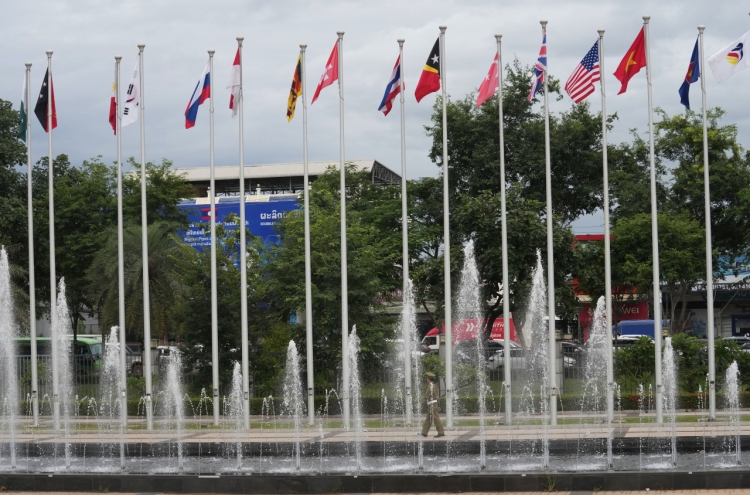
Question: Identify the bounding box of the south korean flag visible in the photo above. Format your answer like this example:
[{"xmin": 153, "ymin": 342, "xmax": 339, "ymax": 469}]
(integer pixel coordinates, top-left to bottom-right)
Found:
[{"xmin": 122, "ymin": 57, "xmax": 140, "ymax": 127}]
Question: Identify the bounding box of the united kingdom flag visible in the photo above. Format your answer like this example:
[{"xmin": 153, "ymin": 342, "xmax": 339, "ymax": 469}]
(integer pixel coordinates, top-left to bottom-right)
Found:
[{"xmin": 528, "ymin": 33, "xmax": 547, "ymax": 102}]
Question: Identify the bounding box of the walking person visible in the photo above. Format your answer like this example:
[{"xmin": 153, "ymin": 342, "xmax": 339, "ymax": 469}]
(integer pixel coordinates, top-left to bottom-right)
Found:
[{"xmin": 421, "ymin": 372, "xmax": 445, "ymax": 437}]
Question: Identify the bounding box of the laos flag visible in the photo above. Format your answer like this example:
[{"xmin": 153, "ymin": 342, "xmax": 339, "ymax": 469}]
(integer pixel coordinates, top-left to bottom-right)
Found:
[{"xmin": 185, "ymin": 62, "xmax": 211, "ymax": 129}]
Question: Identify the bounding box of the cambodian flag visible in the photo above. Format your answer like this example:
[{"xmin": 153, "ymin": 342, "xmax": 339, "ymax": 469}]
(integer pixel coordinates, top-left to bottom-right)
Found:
[
  {"xmin": 185, "ymin": 63, "xmax": 211, "ymax": 129},
  {"xmin": 378, "ymin": 56, "xmax": 402, "ymax": 116}
]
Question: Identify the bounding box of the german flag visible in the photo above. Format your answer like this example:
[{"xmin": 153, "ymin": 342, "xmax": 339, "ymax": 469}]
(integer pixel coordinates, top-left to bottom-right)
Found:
[
  {"xmin": 415, "ymin": 38, "xmax": 441, "ymax": 103},
  {"xmin": 287, "ymin": 55, "xmax": 303, "ymax": 121}
]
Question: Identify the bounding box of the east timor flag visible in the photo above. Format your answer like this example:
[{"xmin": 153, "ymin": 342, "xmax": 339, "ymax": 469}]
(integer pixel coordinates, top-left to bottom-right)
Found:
[
  {"xmin": 415, "ymin": 38, "xmax": 441, "ymax": 103},
  {"xmin": 614, "ymin": 27, "xmax": 647, "ymax": 95},
  {"xmin": 287, "ymin": 54, "xmax": 303, "ymax": 122}
]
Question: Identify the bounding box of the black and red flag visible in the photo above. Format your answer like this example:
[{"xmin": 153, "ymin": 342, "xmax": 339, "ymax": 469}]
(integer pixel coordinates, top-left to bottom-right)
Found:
[
  {"xmin": 34, "ymin": 69, "xmax": 57, "ymax": 132},
  {"xmin": 415, "ymin": 38, "xmax": 441, "ymax": 103}
]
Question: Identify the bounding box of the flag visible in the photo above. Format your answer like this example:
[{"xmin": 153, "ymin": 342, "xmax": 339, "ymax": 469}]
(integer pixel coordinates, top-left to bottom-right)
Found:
[
  {"xmin": 109, "ymin": 69, "xmax": 117, "ymax": 135},
  {"xmin": 122, "ymin": 58, "xmax": 140, "ymax": 128},
  {"xmin": 528, "ymin": 33, "xmax": 547, "ymax": 102},
  {"xmin": 227, "ymin": 48, "xmax": 241, "ymax": 118},
  {"xmin": 415, "ymin": 38, "xmax": 440, "ymax": 103},
  {"xmin": 18, "ymin": 74, "xmax": 28, "ymax": 141},
  {"xmin": 476, "ymin": 52, "xmax": 498, "ymax": 108},
  {"xmin": 678, "ymin": 39, "xmax": 700, "ymax": 109},
  {"xmin": 311, "ymin": 41, "xmax": 339, "ymax": 104},
  {"xmin": 33, "ymin": 69, "xmax": 57, "ymax": 132},
  {"xmin": 185, "ymin": 62, "xmax": 211, "ymax": 129},
  {"xmin": 614, "ymin": 28, "xmax": 647, "ymax": 95},
  {"xmin": 565, "ymin": 41, "xmax": 600, "ymax": 104},
  {"xmin": 287, "ymin": 55, "xmax": 302, "ymax": 121},
  {"xmin": 378, "ymin": 55, "xmax": 402, "ymax": 115},
  {"xmin": 708, "ymin": 30, "xmax": 750, "ymax": 83}
]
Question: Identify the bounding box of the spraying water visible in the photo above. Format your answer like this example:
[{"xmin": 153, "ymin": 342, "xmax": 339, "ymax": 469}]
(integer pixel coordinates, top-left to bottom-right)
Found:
[
  {"xmin": 724, "ymin": 361, "xmax": 741, "ymax": 465},
  {"xmin": 160, "ymin": 348, "xmax": 185, "ymax": 470},
  {"xmin": 348, "ymin": 326, "xmax": 364, "ymax": 472},
  {"xmin": 100, "ymin": 327, "xmax": 126, "ymax": 469},
  {"xmin": 0, "ymin": 248, "xmax": 18, "ymax": 469},
  {"xmin": 282, "ymin": 341, "xmax": 304, "ymax": 470},
  {"xmin": 455, "ymin": 240, "xmax": 488, "ymax": 469},
  {"xmin": 54, "ymin": 279, "xmax": 75, "ymax": 469},
  {"xmin": 662, "ymin": 337, "xmax": 677, "ymax": 466},
  {"xmin": 226, "ymin": 361, "xmax": 244, "ymax": 469},
  {"xmin": 581, "ymin": 297, "xmax": 609, "ymax": 466},
  {"xmin": 398, "ymin": 278, "xmax": 418, "ymax": 424}
]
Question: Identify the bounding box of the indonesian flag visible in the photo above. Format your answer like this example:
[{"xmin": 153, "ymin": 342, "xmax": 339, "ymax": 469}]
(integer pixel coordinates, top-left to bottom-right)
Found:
[
  {"xmin": 227, "ymin": 48, "xmax": 241, "ymax": 118},
  {"xmin": 311, "ymin": 41, "xmax": 339, "ymax": 104},
  {"xmin": 476, "ymin": 52, "xmax": 498, "ymax": 108},
  {"xmin": 109, "ymin": 68, "xmax": 117, "ymax": 134}
]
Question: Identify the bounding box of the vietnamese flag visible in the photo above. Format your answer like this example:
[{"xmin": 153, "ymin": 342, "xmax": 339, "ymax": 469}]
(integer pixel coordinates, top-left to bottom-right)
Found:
[
  {"xmin": 415, "ymin": 38, "xmax": 441, "ymax": 103},
  {"xmin": 614, "ymin": 27, "xmax": 647, "ymax": 95}
]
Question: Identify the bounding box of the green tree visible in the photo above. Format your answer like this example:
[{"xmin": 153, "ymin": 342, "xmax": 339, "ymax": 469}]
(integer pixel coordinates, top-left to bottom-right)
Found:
[{"xmin": 264, "ymin": 165, "xmax": 401, "ymax": 386}]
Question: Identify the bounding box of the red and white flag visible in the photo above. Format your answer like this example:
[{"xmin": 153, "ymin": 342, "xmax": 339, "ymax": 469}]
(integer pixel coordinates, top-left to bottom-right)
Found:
[
  {"xmin": 109, "ymin": 68, "xmax": 117, "ymax": 134},
  {"xmin": 476, "ymin": 52, "xmax": 498, "ymax": 108},
  {"xmin": 311, "ymin": 41, "xmax": 339, "ymax": 104},
  {"xmin": 227, "ymin": 48, "xmax": 241, "ymax": 118}
]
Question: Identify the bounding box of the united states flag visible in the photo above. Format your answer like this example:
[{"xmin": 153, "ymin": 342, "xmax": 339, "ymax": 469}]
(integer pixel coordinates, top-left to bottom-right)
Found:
[{"xmin": 565, "ymin": 41, "xmax": 600, "ymax": 104}]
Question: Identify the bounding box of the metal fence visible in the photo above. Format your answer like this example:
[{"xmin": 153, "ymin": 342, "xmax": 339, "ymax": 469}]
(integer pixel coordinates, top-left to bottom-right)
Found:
[{"xmin": 15, "ymin": 355, "xmax": 103, "ymax": 402}]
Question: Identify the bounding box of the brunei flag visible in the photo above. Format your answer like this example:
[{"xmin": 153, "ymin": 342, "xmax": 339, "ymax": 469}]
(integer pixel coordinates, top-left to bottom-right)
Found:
[
  {"xmin": 287, "ymin": 55, "xmax": 302, "ymax": 122},
  {"xmin": 415, "ymin": 38, "xmax": 441, "ymax": 103}
]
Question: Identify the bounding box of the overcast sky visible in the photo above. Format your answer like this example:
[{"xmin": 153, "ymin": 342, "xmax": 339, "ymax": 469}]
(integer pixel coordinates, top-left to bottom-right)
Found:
[{"xmin": 3, "ymin": 0, "xmax": 750, "ymax": 233}]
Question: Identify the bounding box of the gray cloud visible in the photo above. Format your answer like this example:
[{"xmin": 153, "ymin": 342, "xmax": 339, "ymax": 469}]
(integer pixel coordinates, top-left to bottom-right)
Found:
[{"xmin": 2, "ymin": 0, "xmax": 749, "ymax": 201}]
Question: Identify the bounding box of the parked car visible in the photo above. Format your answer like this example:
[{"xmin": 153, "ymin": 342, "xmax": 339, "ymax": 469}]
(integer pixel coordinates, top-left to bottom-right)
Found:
[{"xmin": 487, "ymin": 341, "xmax": 578, "ymax": 369}]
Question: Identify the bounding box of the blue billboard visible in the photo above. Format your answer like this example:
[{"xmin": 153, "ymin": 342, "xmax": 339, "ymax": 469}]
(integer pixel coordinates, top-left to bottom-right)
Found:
[{"xmin": 177, "ymin": 197, "xmax": 300, "ymax": 250}]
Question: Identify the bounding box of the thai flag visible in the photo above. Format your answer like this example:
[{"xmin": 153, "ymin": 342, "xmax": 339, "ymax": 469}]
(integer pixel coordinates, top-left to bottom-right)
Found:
[
  {"xmin": 378, "ymin": 56, "xmax": 402, "ymax": 116},
  {"xmin": 528, "ymin": 33, "xmax": 547, "ymax": 102},
  {"xmin": 185, "ymin": 63, "xmax": 211, "ymax": 129}
]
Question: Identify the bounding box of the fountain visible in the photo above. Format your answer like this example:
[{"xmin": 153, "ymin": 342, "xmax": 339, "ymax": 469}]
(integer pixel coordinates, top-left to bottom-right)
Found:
[
  {"xmin": 0, "ymin": 248, "xmax": 18, "ymax": 470},
  {"xmin": 159, "ymin": 347, "xmax": 185, "ymax": 471},
  {"xmin": 579, "ymin": 296, "xmax": 609, "ymax": 468},
  {"xmin": 100, "ymin": 327, "xmax": 126, "ymax": 470},
  {"xmin": 54, "ymin": 278, "xmax": 75, "ymax": 469},
  {"xmin": 225, "ymin": 361, "xmax": 245, "ymax": 470},
  {"xmin": 282, "ymin": 341, "xmax": 304, "ymax": 470},
  {"xmin": 455, "ymin": 240, "xmax": 487, "ymax": 469},
  {"xmin": 725, "ymin": 361, "xmax": 741, "ymax": 465},
  {"xmin": 347, "ymin": 326, "xmax": 364, "ymax": 472},
  {"xmin": 662, "ymin": 337, "xmax": 677, "ymax": 467}
]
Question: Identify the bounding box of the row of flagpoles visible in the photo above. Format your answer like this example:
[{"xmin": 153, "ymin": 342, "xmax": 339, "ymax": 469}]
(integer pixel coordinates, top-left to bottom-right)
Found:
[{"xmin": 16, "ymin": 16, "xmax": 750, "ymax": 430}]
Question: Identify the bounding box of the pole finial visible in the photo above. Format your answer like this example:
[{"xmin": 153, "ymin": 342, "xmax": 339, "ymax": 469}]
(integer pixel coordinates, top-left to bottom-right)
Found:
[
  {"xmin": 397, "ymin": 38, "xmax": 405, "ymax": 46},
  {"xmin": 300, "ymin": 44, "xmax": 307, "ymax": 50},
  {"xmin": 337, "ymin": 31, "xmax": 345, "ymax": 38},
  {"xmin": 598, "ymin": 29, "xmax": 605, "ymax": 36},
  {"xmin": 495, "ymin": 34, "xmax": 502, "ymax": 41},
  {"xmin": 236, "ymin": 36, "xmax": 244, "ymax": 42},
  {"xmin": 115, "ymin": 55, "xmax": 122, "ymax": 61},
  {"xmin": 25, "ymin": 62, "xmax": 32, "ymax": 68},
  {"xmin": 540, "ymin": 20, "xmax": 548, "ymax": 29},
  {"xmin": 642, "ymin": 15, "xmax": 651, "ymax": 23},
  {"xmin": 46, "ymin": 50, "xmax": 53, "ymax": 56},
  {"xmin": 208, "ymin": 50, "xmax": 215, "ymax": 56},
  {"xmin": 698, "ymin": 25, "xmax": 705, "ymax": 33},
  {"xmin": 439, "ymin": 25, "xmax": 447, "ymax": 33}
]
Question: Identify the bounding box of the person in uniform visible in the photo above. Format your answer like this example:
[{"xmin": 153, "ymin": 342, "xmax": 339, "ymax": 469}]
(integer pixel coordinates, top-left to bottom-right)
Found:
[{"xmin": 421, "ymin": 371, "xmax": 445, "ymax": 437}]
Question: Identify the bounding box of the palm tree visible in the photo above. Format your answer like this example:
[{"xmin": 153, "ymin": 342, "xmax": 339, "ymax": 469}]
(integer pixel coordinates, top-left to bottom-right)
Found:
[{"xmin": 88, "ymin": 221, "xmax": 185, "ymax": 344}]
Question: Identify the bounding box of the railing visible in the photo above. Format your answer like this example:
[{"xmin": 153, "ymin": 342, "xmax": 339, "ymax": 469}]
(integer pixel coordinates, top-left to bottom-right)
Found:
[{"xmin": 15, "ymin": 355, "xmax": 103, "ymax": 402}]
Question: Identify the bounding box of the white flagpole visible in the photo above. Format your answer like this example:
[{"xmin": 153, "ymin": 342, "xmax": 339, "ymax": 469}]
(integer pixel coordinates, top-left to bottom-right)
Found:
[
  {"xmin": 26, "ymin": 62, "xmax": 39, "ymax": 428},
  {"xmin": 397, "ymin": 38, "xmax": 412, "ymax": 425},
  {"xmin": 698, "ymin": 25, "xmax": 716, "ymax": 421},
  {"xmin": 598, "ymin": 29, "xmax": 615, "ymax": 467},
  {"xmin": 115, "ymin": 55, "xmax": 128, "ymax": 430},
  {"xmin": 643, "ymin": 16, "xmax": 663, "ymax": 424},
  {"xmin": 46, "ymin": 50, "xmax": 60, "ymax": 431},
  {"xmin": 208, "ymin": 50, "xmax": 220, "ymax": 427},
  {"xmin": 495, "ymin": 34, "xmax": 512, "ymax": 426},
  {"xmin": 540, "ymin": 20, "xmax": 558, "ymax": 426},
  {"xmin": 138, "ymin": 44, "xmax": 154, "ymax": 431},
  {"xmin": 439, "ymin": 25, "xmax": 453, "ymax": 428},
  {"xmin": 301, "ymin": 44, "xmax": 315, "ymax": 426},
  {"xmin": 237, "ymin": 37, "xmax": 251, "ymax": 430},
  {"xmin": 337, "ymin": 30, "xmax": 350, "ymax": 431}
]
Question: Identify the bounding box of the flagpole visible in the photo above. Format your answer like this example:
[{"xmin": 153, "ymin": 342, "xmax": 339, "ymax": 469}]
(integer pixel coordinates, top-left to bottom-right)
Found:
[
  {"xmin": 115, "ymin": 55, "xmax": 128, "ymax": 431},
  {"xmin": 337, "ymin": 30, "xmax": 351, "ymax": 431},
  {"xmin": 439, "ymin": 25, "xmax": 453, "ymax": 428},
  {"xmin": 207, "ymin": 50, "xmax": 220, "ymax": 427},
  {"xmin": 598, "ymin": 29, "xmax": 615, "ymax": 467},
  {"xmin": 46, "ymin": 50, "xmax": 60, "ymax": 431},
  {"xmin": 397, "ymin": 38, "xmax": 412, "ymax": 425},
  {"xmin": 138, "ymin": 43, "xmax": 154, "ymax": 431},
  {"xmin": 26, "ymin": 62, "xmax": 39, "ymax": 428},
  {"xmin": 643, "ymin": 15, "xmax": 663, "ymax": 425},
  {"xmin": 300, "ymin": 44, "xmax": 315, "ymax": 426},
  {"xmin": 236, "ymin": 37, "xmax": 251, "ymax": 431},
  {"xmin": 698, "ymin": 25, "xmax": 716, "ymax": 421},
  {"xmin": 494, "ymin": 34, "xmax": 512, "ymax": 426},
  {"xmin": 540, "ymin": 20, "xmax": 558, "ymax": 426}
]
